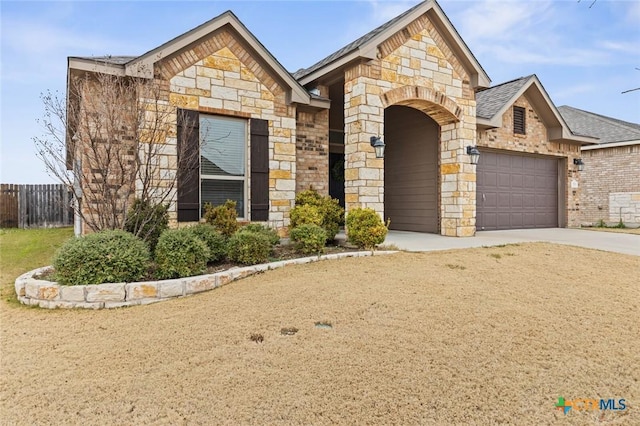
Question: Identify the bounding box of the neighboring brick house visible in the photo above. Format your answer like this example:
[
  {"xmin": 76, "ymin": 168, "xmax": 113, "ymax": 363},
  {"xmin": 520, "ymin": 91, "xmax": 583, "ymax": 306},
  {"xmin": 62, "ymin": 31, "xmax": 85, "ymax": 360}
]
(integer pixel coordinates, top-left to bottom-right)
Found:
[
  {"xmin": 67, "ymin": 0, "xmax": 603, "ymax": 237},
  {"xmin": 558, "ymin": 106, "xmax": 640, "ymax": 226}
]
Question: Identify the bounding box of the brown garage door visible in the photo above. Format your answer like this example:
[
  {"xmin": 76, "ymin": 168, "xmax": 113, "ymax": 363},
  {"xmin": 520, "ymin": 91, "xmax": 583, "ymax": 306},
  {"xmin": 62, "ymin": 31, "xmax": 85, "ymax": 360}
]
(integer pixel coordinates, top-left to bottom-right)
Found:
[
  {"xmin": 384, "ymin": 106, "xmax": 439, "ymax": 233},
  {"xmin": 477, "ymin": 151, "xmax": 558, "ymax": 230}
]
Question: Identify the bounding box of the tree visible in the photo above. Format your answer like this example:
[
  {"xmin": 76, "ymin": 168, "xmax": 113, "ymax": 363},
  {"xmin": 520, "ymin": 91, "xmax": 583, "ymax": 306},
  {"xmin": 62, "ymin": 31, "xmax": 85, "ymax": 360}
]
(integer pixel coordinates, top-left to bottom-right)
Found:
[{"xmin": 34, "ymin": 65, "xmax": 198, "ymax": 237}]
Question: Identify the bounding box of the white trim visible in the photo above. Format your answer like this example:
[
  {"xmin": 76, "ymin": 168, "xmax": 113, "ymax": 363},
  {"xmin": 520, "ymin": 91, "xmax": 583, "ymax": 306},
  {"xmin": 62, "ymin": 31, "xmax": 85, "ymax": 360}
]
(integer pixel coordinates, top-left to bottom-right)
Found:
[{"xmin": 581, "ymin": 140, "xmax": 640, "ymax": 150}]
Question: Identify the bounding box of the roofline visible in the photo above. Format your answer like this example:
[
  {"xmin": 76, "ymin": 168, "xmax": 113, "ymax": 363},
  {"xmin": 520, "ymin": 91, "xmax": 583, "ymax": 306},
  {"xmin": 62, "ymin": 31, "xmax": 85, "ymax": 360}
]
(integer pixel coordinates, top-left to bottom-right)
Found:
[
  {"xmin": 124, "ymin": 11, "xmax": 311, "ymax": 105},
  {"xmin": 68, "ymin": 57, "xmax": 126, "ymax": 77},
  {"xmin": 581, "ymin": 139, "xmax": 640, "ymax": 150},
  {"xmin": 477, "ymin": 75, "xmax": 598, "ymax": 145},
  {"xmin": 298, "ymin": 0, "xmax": 490, "ymax": 88}
]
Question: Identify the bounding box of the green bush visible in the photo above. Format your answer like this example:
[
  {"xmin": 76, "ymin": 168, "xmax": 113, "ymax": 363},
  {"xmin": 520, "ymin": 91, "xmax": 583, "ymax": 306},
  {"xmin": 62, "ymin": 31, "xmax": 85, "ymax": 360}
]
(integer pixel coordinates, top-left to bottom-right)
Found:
[
  {"xmin": 295, "ymin": 189, "xmax": 324, "ymax": 206},
  {"xmin": 187, "ymin": 224, "xmax": 227, "ymax": 263},
  {"xmin": 124, "ymin": 199, "xmax": 169, "ymax": 251},
  {"xmin": 294, "ymin": 189, "xmax": 344, "ymax": 241},
  {"xmin": 346, "ymin": 208, "xmax": 388, "ymax": 250},
  {"xmin": 290, "ymin": 224, "xmax": 326, "ymax": 255},
  {"xmin": 155, "ymin": 228, "xmax": 210, "ymax": 279},
  {"xmin": 290, "ymin": 204, "xmax": 323, "ymax": 228},
  {"xmin": 226, "ymin": 230, "xmax": 272, "ymax": 265},
  {"xmin": 53, "ymin": 230, "xmax": 150, "ymax": 285},
  {"xmin": 242, "ymin": 223, "xmax": 280, "ymax": 246},
  {"xmin": 203, "ymin": 200, "xmax": 239, "ymax": 237}
]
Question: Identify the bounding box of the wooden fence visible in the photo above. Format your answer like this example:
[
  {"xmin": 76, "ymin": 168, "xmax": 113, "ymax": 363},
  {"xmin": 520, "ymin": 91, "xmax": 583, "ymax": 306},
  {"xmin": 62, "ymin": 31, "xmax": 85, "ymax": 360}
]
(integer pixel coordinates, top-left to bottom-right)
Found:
[{"xmin": 0, "ymin": 184, "xmax": 73, "ymax": 228}]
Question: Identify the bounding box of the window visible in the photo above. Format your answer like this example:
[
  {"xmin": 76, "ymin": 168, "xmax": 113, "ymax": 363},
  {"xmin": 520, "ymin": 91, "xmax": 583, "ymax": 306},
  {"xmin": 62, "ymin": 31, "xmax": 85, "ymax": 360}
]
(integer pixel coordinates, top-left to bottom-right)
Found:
[
  {"xmin": 177, "ymin": 109, "xmax": 268, "ymax": 223},
  {"xmin": 199, "ymin": 115, "xmax": 246, "ymax": 217},
  {"xmin": 513, "ymin": 106, "xmax": 526, "ymax": 135}
]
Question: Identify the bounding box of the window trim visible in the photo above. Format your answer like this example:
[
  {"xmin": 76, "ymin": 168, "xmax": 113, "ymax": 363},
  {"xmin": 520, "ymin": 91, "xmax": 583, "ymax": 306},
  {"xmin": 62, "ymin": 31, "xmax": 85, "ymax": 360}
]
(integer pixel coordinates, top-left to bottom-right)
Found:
[{"xmin": 198, "ymin": 113, "xmax": 249, "ymax": 220}]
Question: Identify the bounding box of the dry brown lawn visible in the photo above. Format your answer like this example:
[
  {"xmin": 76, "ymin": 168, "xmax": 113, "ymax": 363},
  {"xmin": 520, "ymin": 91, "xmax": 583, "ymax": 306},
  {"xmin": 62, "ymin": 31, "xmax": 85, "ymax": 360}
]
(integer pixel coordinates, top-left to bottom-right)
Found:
[{"xmin": 1, "ymin": 243, "xmax": 639, "ymax": 425}]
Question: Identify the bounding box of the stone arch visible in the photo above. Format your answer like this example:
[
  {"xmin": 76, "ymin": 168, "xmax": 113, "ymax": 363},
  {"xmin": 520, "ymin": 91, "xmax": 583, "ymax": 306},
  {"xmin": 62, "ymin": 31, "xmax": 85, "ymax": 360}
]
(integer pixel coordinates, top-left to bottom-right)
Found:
[{"xmin": 381, "ymin": 85, "xmax": 462, "ymax": 125}]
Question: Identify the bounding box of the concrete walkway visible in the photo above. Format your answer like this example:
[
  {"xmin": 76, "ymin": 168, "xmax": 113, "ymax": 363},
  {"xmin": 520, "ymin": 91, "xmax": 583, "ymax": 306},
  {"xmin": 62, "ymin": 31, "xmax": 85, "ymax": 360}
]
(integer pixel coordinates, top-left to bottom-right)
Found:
[{"xmin": 375, "ymin": 228, "xmax": 640, "ymax": 256}]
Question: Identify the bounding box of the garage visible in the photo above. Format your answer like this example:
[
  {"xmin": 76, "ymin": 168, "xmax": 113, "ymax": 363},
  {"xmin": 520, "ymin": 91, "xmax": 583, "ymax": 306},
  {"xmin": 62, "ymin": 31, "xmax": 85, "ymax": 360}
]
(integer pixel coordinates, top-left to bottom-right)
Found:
[
  {"xmin": 384, "ymin": 106, "xmax": 439, "ymax": 233},
  {"xmin": 476, "ymin": 150, "xmax": 559, "ymax": 230}
]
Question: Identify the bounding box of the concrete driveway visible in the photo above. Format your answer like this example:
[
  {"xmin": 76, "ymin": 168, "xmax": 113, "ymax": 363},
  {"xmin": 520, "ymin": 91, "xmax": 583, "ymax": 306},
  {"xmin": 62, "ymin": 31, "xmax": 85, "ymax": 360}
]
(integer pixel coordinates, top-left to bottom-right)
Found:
[{"xmin": 381, "ymin": 228, "xmax": 640, "ymax": 256}]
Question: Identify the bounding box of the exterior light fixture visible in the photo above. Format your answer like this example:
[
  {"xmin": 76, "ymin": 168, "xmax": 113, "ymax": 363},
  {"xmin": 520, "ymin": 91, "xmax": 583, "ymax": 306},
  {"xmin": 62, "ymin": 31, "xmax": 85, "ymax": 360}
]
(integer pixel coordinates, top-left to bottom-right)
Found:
[
  {"xmin": 573, "ymin": 158, "xmax": 584, "ymax": 172},
  {"xmin": 466, "ymin": 146, "xmax": 480, "ymax": 165},
  {"xmin": 370, "ymin": 136, "xmax": 385, "ymax": 158}
]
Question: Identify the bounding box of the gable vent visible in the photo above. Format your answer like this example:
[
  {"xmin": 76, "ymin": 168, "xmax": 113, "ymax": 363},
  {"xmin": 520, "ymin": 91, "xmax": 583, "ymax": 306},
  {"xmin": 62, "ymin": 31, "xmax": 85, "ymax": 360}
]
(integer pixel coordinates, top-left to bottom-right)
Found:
[{"xmin": 513, "ymin": 106, "xmax": 526, "ymax": 135}]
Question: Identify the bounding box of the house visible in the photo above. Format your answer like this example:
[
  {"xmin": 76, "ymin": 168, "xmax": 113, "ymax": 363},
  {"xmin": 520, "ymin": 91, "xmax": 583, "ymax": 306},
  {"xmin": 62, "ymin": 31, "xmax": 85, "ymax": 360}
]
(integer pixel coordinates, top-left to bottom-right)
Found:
[
  {"xmin": 66, "ymin": 0, "xmax": 598, "ymax": 237},
  {"xmin": 474, "ymin": 76, "xmax": 595, "ymax": 230},
  {"xmin": 558, "ymin": 106, "xmax": 640, "ymax": 225}
]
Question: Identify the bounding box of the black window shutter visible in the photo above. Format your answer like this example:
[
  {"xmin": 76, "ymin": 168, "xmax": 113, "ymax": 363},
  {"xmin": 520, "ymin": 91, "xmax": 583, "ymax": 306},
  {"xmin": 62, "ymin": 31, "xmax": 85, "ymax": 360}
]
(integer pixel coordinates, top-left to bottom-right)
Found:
[
  {"xmin": 250, "ymin": 119, "xmax": 269, "ymax": 221},
  {"xmin": 513, "ymin": 106, "xmax": 526, "ymax": 135},
  {"xmin": 177, "ymin": 109, "xmax": 200, "ymax": 222}
]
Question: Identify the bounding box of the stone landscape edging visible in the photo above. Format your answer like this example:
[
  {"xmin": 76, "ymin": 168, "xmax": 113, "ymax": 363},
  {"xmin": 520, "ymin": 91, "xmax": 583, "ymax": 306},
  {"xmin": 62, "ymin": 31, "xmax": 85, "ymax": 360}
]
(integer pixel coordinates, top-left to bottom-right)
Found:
[{"xmin": 15, "ymin": 251, "xmax": 398, "ymax": 309}]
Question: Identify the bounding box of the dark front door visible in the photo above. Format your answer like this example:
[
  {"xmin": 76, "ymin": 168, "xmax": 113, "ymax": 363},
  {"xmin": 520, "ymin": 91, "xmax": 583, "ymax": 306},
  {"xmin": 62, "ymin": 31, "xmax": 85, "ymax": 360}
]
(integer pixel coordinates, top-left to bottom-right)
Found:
[{"xmin": 329, "ymin": 153, "xmax": 345, "ymax": 209}]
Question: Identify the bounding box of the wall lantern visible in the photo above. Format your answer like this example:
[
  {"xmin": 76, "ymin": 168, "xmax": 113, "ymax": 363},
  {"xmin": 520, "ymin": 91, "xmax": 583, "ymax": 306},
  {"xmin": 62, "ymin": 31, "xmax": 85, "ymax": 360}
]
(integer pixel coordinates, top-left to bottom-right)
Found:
[
  {"xmin": 573, "ymin": 158, "xmax": 585, "ymax": 172},
  {"xmin": 466, "ymin": 146, "xmax": 480, "ymax": 165},
  {"xmin": 370, "ymin": 136, "xmax": 386, "ymax": 158}
]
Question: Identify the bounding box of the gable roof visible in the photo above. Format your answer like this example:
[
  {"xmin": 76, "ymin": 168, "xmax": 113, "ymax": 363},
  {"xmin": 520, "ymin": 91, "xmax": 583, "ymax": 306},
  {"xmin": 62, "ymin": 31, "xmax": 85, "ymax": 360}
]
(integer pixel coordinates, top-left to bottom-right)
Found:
[
  {"xmin": 476, "ymin": 75, "xmax": 597, "ymax": 145},
  {"xmin": 68, "ymin": 11, "xmax": 315, "ymax": 106},
  {"xmin": 558, "ymin": 105, "xmax": 640, "ymax": 147},
  {"xmin": 295, "ymin": 0, "xmax": 490, "ymax": 88},
  {"xmin": 476, "ymin": 77, "xmax": 531, "ymax": 120}
]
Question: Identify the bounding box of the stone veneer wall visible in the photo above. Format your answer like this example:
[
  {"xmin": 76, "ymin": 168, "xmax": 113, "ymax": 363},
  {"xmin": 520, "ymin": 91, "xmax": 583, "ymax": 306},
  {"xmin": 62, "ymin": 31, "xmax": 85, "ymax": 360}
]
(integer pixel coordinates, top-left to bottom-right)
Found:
[
  {"xmin": 154, "ymin": 29, "xmax": 297, "ymax": 230},
  {"xmin": 296, "ymin": 108, "xmax": 330, "ymax": 195},
  {"xmin": 477, "ymin": 94, "xmax": 582, "ymax": 227},
  {"xmin": 343, "ymin": 14, "xmax": 478, "ymax": 237},
  {"xmin": 580, "ymin": 144, "xmax": 640, "ymax": 225}
]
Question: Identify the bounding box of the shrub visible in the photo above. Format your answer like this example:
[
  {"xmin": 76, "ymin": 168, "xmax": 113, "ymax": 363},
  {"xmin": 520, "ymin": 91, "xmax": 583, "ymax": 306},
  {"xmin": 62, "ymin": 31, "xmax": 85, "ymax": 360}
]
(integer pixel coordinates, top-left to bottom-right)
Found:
[
  {"xmin": 295, "ymin": 189, "xmax": 324, "ymax": 206},
  {"xmin": 346, "ymin": 208, "xmax": 388, "ymax": 250},
  {"xmin": 226, "ymin": 230, "xmax": 272, "ymax": 265},
  {"xmin": 53, "ymin": 230, "xmax": 150, "ymax": 285},
  {"xmin": 124, "ymin": 199, "xmax": 169, "ymax": 251},
  {"xmin": 242, "ymin": 223, "xmax": 280, "ymax": 246},
  {"xmin": 290, "ymin": 224, "xmax": 327, "ymax": 255},
  {"xmin": 290, "ymin": 204, "xmax": 323, "ymax": 228},
  {"xmin": 203, "ymin": 200, "xmax": 239, "ymax": 237},
  {"xmin": 187, "ymin": 224, "xmax": 227, "ymax": 263},
  {"xmin": 155, "ymin": 228, "xmax": 210, "ymax": 279},
  {"xmin": 294, "ymin": 189, "xmax": 344, "ymax": 241}
]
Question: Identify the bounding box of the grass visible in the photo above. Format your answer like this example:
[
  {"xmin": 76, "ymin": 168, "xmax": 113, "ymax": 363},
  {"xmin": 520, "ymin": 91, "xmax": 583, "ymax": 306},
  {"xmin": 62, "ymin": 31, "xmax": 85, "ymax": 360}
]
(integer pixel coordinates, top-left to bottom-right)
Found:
[
  {"xmin": 0, "ymin": 227, "xmax": 73, "ymax": 305},
  {"xmin": 2, "ymin": 243, "xmax": 638, "ymax": 424}
]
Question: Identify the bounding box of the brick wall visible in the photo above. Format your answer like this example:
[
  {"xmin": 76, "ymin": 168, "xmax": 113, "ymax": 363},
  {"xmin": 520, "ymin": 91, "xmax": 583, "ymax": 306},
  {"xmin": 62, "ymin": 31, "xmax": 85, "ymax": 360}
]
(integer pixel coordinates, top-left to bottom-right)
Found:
[
  {"xmin": 477, "ymin": 94, "xmax": 582, "ymax": 227},
  {"xmin": 295, "ymin": 109, "xmax": 329, "ymax": 194},
  {"xmin": 580, "ymin": 144, "xmax": 640, "ymax": 225}
]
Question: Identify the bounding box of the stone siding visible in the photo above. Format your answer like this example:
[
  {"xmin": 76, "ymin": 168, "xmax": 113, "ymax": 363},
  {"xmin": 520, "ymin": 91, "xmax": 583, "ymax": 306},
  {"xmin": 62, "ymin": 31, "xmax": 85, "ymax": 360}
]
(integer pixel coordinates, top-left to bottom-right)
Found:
[
  {"xmin": 609, "ymin": 192, "xmax": 640, "ymax": 224},
  {"xmin": 343, "ymin": 13, "xmax": 477, "ymax": 236},
  {"xmin": 580, "ymin": 145, "xmax": 640, "ymax": 225},
  {"xmin": 477, "ymin": 94, "xmax": 582, "ymax": 227},
  {"xmin": 161, "ymin": 30, "xmax": 297, "ymax": 230}
]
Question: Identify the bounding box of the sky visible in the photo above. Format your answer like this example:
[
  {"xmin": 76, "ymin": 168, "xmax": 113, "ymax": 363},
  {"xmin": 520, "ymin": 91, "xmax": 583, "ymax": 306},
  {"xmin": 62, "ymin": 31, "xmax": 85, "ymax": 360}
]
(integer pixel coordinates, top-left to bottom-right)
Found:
[{"xmin": 1, "ymin": 0, "xmax": 639, "ymax": 184}]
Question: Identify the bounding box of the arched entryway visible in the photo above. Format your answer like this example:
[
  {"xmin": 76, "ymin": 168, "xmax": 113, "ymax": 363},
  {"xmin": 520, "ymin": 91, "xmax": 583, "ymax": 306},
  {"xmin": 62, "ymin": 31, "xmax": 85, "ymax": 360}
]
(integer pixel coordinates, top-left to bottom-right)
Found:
[{"xmin": 384, "ymin": 105, "xmax": 440, "ymax": 233}]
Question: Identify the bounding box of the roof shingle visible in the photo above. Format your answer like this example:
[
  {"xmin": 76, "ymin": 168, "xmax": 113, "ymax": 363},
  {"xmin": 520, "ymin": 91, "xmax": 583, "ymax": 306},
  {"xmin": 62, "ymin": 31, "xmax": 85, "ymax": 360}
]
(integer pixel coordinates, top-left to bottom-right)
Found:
[
  {"xmin": 557, "ymin": 105, "xmax": 640, "ymax": 144},
  {"xmin": 475, "ymin": 76, "xmax": 532, "ymax": 119}
]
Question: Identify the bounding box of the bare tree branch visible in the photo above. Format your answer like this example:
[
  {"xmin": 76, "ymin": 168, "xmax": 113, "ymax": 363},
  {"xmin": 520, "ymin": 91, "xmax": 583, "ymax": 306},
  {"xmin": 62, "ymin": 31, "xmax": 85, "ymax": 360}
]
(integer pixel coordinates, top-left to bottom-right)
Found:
[{"xmin": 34, "ymin": 67, "xmax": 198, "ymax": 237}]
